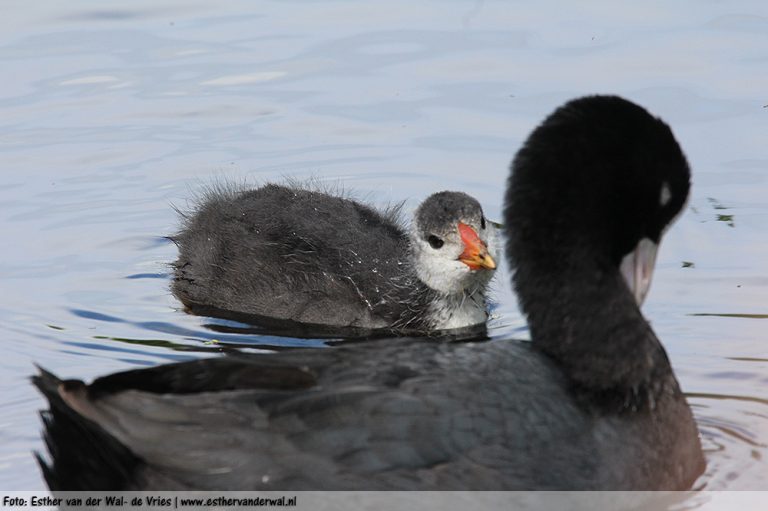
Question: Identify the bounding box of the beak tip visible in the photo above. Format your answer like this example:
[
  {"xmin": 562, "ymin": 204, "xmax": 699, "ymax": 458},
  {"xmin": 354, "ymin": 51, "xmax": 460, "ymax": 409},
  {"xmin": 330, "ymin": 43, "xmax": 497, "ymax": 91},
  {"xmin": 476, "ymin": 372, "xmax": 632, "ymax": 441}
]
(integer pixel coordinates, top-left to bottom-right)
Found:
[
  {"xmin": 459, "ymin": 253, "xmax": 496, "ymax": 271},
  {"xmin": 457, "ymin": 222, "xmax": 496, "ymax": 271}
]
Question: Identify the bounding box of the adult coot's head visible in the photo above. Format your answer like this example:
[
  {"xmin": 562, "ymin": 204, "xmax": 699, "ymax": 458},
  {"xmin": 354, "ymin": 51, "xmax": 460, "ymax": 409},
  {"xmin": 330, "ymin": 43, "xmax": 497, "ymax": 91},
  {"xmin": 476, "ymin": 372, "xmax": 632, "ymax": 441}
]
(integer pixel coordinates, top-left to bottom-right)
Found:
[
  {"xmin": 505, "ymin": 95, "xmax": 691, "ymax": 394},
  {"xmin": 411, "ymin": 191, "xmax": 496, "ymax": 294},
  {"xmin": 506, "ymin": 95, "xmax": 690, "ymax": 301}
]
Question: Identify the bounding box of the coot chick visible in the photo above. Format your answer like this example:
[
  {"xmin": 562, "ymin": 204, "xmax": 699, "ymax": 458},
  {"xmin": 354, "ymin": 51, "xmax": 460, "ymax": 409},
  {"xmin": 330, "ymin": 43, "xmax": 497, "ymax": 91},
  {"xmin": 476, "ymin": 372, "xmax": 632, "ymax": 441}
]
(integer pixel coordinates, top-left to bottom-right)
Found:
[
  {"xmin": 34, "ymin": 95, "xmax": 704, "ymax": 490},
  {"xmin": 171, "ymin": 185, "xmax": 497, "ymax": 333}
]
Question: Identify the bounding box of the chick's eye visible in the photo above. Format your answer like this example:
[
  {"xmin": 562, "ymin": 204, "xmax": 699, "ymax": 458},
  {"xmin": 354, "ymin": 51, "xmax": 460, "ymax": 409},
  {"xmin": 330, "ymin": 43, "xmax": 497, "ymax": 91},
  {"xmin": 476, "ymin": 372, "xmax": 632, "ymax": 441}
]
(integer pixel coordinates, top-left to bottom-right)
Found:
[
  {"xmin": 427, "ymin": 235, "xmax": 444, "ymax": 249},
  {"xmin": 481, "ymin": 216, "xmax": 486, "ymax": 229}
]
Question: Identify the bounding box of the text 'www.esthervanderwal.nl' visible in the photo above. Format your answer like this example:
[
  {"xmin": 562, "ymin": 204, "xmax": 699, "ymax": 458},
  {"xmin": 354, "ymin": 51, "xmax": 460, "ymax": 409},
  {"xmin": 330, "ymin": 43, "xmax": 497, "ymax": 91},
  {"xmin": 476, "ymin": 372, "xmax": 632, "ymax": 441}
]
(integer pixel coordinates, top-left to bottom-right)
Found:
[{"xmin": 3, "ymin": 494, "xmax": 298, "ymax": 509}]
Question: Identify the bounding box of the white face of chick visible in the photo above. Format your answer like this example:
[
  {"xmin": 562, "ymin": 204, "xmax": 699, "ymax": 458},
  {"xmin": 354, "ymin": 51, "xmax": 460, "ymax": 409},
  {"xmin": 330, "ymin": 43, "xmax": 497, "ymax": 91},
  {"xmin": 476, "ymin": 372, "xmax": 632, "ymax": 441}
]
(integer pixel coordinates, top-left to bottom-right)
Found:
[{"xmin": 410, "ymin": 192, "xmax": 497, "ymax": 295}]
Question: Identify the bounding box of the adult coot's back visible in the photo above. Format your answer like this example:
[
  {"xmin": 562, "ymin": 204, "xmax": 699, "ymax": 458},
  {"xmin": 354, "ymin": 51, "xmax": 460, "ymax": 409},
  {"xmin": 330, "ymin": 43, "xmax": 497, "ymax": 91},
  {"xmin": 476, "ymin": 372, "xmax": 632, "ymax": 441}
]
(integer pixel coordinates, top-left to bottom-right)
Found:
[
  {"xmin": 171, "ymin": 186, "xmax": 497, "ymax": 333},
  {"xmin": 34, "ymin": 95, "xmax": 705, "ymax": 490}
]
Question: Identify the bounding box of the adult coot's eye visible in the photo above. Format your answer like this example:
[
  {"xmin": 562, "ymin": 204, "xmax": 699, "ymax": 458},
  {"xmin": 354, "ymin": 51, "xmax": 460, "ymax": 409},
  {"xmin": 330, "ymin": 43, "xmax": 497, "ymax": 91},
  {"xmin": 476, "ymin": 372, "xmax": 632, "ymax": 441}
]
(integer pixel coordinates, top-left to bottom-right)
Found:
[
  {"xmin": 427, "ymin": 235, "xmax": 444, "ymax": 249},
  {"xmin": 481, "ymin": 216, "xmax": 486, "ymax": 229}
]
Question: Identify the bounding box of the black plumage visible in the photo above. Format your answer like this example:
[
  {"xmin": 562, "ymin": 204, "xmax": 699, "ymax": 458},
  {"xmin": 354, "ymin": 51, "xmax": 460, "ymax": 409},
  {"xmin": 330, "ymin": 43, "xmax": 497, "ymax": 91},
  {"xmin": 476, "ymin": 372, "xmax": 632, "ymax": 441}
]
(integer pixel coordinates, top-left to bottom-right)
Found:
[
  {"xmin": 34, "ymin": 95, "xmax": 705, "ymax": 490},
  {"xmin": 171, "ymin": 185, "xmax": 495, "ymax": 333}
]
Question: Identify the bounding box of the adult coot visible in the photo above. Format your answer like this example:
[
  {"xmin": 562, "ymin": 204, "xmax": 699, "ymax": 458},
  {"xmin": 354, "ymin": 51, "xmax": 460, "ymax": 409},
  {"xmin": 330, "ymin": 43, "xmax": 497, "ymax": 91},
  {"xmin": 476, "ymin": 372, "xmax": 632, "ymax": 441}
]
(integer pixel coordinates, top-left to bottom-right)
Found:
[
  {"xmin": 34, "ymin": 95, "xmax": 705, "ymax": 490},
  {"xmin": 171, "ymin": 186, "xmax": 497, "ymax": 333}
]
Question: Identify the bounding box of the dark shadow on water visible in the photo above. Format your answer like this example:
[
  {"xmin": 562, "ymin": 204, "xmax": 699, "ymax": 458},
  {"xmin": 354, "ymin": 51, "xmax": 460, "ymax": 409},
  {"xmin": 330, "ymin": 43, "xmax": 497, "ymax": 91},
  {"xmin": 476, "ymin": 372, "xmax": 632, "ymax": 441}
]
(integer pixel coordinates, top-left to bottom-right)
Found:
[
  {"xmin": 70, "ymin": 309, "xmax": 123, "ymax": 323},
  {"xmin": 187, "ymin": 302, "xmax": 491, "ymax": 342},
  {"xmin": 687, "ymin": 392, "xmax": 768, "ymax": 407},
  {"xmin": 124, "ymin": 273, "xmax": 168, "ymax": 280},
  {"xmin": 66, "ymin": 306, "xmax": 494, "ymax": 353},
  {"xmin": 690, "ymin": 313, "xmax": 768, "ymax": 319},
  {"xmin": 91, "ymin": 334, "xmax": 329, "ymax": 352}
]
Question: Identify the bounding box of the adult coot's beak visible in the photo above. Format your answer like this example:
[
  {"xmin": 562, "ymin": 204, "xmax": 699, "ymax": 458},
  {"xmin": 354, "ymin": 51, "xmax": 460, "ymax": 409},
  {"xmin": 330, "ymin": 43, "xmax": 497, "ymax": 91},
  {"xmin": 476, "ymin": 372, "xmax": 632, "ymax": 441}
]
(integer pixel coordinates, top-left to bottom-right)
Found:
[
  {"xmin": 458, "ymin": 222, "xmax": 496, "ymax": 270},
  {"xmin": 619, "ymin": 237, "xmax": 658, "ymax": 306}
]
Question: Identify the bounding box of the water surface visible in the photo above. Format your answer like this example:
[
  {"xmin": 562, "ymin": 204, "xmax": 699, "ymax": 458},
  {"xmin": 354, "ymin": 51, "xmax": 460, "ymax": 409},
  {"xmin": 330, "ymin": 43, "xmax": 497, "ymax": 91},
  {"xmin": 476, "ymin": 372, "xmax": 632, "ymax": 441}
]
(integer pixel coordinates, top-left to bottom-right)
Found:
[{"xmin": 1, "ymin": 0, "xmax": 767, "ymax": 501}]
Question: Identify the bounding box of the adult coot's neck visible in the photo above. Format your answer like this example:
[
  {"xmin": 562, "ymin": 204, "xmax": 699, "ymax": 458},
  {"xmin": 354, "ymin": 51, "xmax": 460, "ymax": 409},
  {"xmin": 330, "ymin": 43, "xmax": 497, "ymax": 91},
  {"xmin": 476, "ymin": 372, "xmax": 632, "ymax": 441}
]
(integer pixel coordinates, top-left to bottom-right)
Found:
[
  {"xmin": 513, "ymin": 248, "xmax": 673, "ymax": 408},
  {"xmin": 504, "ymin": 95, "xmax": 691, "ymax": 409}
]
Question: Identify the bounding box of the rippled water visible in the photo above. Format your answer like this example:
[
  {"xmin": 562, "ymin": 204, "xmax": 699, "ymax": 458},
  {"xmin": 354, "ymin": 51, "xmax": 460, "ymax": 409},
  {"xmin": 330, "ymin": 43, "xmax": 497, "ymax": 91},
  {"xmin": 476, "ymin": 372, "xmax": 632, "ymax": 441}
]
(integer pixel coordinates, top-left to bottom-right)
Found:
[{"xmin": 1, "ymin": 0, "xmax": 767, "ymax": 499}]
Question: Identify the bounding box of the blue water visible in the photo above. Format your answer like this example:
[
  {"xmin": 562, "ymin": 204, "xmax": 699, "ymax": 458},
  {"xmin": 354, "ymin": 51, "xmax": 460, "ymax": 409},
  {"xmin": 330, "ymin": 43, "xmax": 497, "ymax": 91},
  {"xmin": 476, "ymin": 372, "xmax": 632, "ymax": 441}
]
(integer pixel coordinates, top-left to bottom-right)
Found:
[{"xmin": 1, "ymin": 1, "xmax": 767, "ymax": 498}]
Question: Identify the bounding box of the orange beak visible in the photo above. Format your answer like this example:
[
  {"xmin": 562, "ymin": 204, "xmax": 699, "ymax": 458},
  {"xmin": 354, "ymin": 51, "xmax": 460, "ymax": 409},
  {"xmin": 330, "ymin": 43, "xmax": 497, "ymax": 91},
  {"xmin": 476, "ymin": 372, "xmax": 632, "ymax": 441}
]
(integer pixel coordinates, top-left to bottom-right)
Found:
[{"xmin": 457, "ymin": 222, "xmax": 496, "ymax": 270}]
